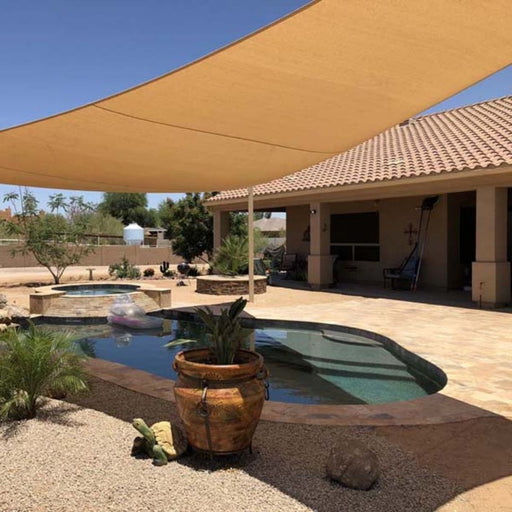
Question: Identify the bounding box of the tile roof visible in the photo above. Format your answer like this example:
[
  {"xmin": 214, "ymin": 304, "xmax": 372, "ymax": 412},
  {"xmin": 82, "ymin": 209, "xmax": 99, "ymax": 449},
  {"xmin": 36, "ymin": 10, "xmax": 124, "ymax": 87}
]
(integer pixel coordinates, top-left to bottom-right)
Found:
[{"xmin": 209, "ymin": 96, "xmax": 512, "ymax": 203}]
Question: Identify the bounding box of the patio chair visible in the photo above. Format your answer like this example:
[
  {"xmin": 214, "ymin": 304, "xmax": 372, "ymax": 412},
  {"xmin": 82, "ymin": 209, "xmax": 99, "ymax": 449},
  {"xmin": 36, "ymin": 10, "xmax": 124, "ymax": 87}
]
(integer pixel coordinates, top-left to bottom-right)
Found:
[
  {"xmin": 253, "ymin": 258, "xmax": 267, "ymax": 276},
  {"xmin": 263, "ymin": 244, "xmax": 285, "ymax": 271},
  {"xmin": 383, "ymin": 244, "xmax": 419, "ymax": 290}
]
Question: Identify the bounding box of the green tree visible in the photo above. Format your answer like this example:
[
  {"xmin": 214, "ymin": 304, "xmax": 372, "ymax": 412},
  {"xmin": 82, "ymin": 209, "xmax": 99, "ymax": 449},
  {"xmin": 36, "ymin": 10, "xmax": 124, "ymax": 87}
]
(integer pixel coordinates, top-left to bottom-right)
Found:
[
  {"xmin": 142, "ymin": 208, "xmax": 160, "ymax": 228},
  {"xmin": 160, "ymin": 193, "xmax": 213, "ymax": 263},
  {"xmin": 47, "ymin": 192, "xmax": 67, "ymax": 214},
  {"xmin": 98, "ymin": 193, "xmax": 150, "ymax": 225},
  {"xmin": 2, "ymin": 189, "xmax": 96, "ymax": 284},
  {"xmin": 230, "ymin": 212, "xmax": 248, "ymax": 238}
]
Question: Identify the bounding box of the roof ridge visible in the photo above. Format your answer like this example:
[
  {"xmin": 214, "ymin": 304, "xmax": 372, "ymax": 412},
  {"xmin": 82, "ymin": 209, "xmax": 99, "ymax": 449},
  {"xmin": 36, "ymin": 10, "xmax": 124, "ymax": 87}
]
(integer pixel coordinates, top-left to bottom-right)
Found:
[{"xmin": 413, "ymin": 94, "xmax": 512, "ymax": 122}]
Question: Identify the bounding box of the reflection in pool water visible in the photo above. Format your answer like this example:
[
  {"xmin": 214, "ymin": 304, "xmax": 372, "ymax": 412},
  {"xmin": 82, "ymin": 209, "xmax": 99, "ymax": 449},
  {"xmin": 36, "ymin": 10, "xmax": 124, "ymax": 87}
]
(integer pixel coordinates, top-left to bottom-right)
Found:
[{"xmin": 45, "ymin": 319, "xmax": 443, "ymax": 405}]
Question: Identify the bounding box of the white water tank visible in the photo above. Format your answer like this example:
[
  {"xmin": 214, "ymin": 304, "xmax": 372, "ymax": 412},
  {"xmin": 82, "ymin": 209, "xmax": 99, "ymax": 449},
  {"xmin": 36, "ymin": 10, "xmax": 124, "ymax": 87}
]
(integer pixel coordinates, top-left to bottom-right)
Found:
[{"xmin": 123, "ymin": 223, "xmax": 144, "ymax": 246}]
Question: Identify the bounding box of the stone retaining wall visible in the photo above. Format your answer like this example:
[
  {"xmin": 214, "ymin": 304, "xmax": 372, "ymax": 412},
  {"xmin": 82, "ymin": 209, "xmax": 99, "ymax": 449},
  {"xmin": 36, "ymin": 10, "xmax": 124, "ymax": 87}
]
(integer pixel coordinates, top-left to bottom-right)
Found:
[
  {"xmin": 30, "ymin": 283, "xmax": 171, "ymax": 317},
  {"xmin": 196, "ymin": 275, "xmax": 267, "ymax": 295}
]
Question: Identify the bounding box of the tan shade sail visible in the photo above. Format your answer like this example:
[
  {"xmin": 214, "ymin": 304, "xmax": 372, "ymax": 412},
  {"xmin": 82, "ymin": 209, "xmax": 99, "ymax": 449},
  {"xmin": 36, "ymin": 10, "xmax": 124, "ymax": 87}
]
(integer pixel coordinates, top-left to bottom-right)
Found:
[{"xmin": 1, "ymin": 0, "xmax": 511, "ymax": 193}]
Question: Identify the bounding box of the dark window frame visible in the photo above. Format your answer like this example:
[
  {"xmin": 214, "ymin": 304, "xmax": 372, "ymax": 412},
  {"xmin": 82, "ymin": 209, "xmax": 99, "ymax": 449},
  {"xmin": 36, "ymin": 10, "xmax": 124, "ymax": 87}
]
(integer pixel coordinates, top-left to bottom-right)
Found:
[{"xmin": 330, "ymin": 212, "xmax": 380, "ymax": 262}]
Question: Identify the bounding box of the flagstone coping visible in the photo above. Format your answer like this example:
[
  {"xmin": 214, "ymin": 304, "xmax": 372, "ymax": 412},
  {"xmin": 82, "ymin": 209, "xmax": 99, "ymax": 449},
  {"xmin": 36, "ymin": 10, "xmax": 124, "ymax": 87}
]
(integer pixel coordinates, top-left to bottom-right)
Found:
[{"xmin": 83, "ymin": 356, "xmax": 495, "ymax": 427}]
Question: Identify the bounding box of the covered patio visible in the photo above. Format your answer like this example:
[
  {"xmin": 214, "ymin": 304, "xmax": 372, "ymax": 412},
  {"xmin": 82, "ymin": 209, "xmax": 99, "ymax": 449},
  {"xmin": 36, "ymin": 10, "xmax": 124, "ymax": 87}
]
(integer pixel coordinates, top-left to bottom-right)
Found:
[{"xmin": 209, "ymin": 97, "xmax": 512, "ymax": 307}]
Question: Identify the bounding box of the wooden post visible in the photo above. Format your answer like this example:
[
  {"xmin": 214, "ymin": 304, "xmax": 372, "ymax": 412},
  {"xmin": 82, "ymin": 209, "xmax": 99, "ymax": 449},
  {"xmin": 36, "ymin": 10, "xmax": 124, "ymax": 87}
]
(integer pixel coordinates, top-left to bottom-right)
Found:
[{"xmin": 248, "ymin": 186, "xmax": 254, "ymax": 302}]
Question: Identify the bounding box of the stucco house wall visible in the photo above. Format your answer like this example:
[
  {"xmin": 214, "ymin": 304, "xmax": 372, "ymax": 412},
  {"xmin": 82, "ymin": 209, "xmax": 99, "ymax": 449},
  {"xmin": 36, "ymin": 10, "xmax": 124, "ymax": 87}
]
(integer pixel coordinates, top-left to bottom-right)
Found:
[
  {"xmin": 285, "ymin": 205, "xmax": 310, "ymax": 257},
  {"xmin": 285, "ymin": 194, "xmax": 453, "ymax": 289}
]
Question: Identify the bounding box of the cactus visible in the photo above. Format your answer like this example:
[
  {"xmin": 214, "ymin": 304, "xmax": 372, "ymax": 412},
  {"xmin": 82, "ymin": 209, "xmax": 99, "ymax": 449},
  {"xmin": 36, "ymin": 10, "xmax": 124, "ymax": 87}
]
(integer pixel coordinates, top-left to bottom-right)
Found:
[
  {"xmin": 160, "ymin": 261, "xmax": 174, "ymax": 278},
  {"xmin": 160, "ymin": 261, "xmax": 170, "ymax": 275}
]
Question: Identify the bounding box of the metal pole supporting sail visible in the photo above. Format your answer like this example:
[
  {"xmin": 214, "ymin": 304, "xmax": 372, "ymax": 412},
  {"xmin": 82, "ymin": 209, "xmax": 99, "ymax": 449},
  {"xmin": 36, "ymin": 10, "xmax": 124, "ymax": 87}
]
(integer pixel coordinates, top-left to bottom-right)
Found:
[{"xmin": 248, "ymin": 186, "xmax": 255, "ymax": 303}]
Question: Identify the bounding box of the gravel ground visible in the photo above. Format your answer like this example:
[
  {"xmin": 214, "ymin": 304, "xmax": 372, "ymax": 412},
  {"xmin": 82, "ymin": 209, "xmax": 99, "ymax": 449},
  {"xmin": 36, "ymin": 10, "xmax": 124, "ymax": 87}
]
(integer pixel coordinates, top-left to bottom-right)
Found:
[{"xmin": 0, "ymin": 378, "xmax": 461, "ymax": 512}]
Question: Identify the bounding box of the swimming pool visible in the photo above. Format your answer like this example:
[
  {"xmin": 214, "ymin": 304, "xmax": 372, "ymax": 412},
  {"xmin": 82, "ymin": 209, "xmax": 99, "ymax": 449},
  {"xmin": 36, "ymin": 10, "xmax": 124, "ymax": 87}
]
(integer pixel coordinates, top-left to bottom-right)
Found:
[
  {"xmin": 53, "ymin": 284, "xmax": 140, "ymax": 296},
  {"xmin": 44, "ymin": 316, "xmax": 444, "ymax": 405}
]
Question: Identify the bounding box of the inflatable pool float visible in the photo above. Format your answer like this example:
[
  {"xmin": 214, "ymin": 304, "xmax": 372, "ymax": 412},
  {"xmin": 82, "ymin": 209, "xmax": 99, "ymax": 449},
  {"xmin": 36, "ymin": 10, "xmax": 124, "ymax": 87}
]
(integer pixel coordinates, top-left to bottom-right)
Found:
[
  {"xmin": 107, "ymin": 295, "xmax": 164, "ymax": 330},
  {"xmin": 107, "ymin": 313, "xmax": 163, "ymax": 330}
]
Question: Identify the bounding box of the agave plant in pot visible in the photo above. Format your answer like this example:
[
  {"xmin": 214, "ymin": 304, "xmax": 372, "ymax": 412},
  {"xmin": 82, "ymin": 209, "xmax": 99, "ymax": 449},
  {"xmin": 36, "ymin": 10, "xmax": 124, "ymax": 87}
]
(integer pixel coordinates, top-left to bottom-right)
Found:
[{"xmin": 167, "ymin": 297, "xmax": 268, "ymax": 456}]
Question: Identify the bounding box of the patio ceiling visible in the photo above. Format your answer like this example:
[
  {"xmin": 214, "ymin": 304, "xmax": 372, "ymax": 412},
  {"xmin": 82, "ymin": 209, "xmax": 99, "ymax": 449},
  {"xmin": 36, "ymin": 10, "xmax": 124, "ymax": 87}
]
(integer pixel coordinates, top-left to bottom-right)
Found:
[{"xmin": 0, "ymin": 0, "xmax": 511, "ymax": 193}]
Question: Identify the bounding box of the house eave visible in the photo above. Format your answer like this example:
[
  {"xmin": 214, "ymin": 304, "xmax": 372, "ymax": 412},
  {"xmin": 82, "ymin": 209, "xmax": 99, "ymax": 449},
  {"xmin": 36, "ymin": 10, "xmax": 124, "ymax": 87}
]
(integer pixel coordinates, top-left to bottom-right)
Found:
[{"xmin": 207, "ymin": 163, "xmax": 512, "ymax": 211}]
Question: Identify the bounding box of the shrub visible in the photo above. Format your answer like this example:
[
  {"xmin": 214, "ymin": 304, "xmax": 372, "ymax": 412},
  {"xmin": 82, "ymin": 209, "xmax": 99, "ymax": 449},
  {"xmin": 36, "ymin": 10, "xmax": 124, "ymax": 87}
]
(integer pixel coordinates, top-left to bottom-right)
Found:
[
  {"xmin": 108, "ymin": 257, "xmax": 141, "ymax": 279},
  {"xmin": 143, "ymin": 268, "xmax": 155, "ymax": 278},
  {"xmin": 213, "ymin": 235, "xmax": 248, "ymax": 276},
  {"xmin": 187, "ymin": 266, "xmax": 201, "ymax": 277},
  {"xmin": 0, "ymin": 324, "xmax": 88, "ymax": 420}
]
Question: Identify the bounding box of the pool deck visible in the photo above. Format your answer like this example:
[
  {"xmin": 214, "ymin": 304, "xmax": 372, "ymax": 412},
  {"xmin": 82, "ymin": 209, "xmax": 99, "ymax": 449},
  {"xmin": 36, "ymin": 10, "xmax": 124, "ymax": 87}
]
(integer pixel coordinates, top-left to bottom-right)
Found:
[{"xmin": 78, "ymin": 279, "xmax": 512, "ymax": 426}]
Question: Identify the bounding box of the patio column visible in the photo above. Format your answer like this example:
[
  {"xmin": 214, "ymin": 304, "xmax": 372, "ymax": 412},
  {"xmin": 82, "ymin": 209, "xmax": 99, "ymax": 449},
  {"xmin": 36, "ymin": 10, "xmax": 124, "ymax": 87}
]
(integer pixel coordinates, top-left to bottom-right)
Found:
[
  {"xmin": 213, "ymin": 210, "xmax": 230, "ymax": 253},
  {"xmin": 472, "ymin": 187, "xmax": 510, "ymax": 307},
  {"xmin": 308, "ymin": 202, "xmax": 332, "ymax": 290}
]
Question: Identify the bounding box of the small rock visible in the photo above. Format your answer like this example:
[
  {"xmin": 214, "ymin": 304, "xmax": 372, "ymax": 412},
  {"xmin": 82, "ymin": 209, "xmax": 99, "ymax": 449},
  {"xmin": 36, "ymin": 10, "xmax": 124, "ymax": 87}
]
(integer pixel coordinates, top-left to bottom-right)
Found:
[
  {"xmin": 0, "ymin": 309, "xmax": 12, "ymax": 325},
  {"xmin": 326, "ymin": 440, "xmax": 380, "ymax": 490},
  {"xmin": 0, "ymin": 293, "xmax": 7, "ymax": 309},
  {"xmin": 5, "ymin": 304, "xmax": 29, "ymax": 321}
]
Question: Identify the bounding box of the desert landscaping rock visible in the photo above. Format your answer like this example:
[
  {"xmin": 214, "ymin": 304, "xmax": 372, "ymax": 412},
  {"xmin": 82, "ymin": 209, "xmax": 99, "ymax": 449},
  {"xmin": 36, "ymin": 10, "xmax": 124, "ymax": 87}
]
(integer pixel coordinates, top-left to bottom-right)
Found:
[
  {"xmin": 0, "ymin": 308, "xmax": 12, "ymax": 324},
  {"xmin": 0, "ymin": 377, "xmax": 460, "ymax": 512},
  {"xmin": 326, "ymin": 440, "xmax": 380, "ymax": 490},
  {"xmin": 0, "ymin": 303, "xmax": 29, "ymax": 324}
]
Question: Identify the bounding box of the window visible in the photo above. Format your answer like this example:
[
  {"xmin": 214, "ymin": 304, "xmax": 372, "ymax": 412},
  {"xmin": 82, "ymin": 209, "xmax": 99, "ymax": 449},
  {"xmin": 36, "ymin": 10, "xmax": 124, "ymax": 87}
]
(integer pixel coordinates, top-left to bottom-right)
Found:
[{"xmin": 330, "ymin": 212, "xmax": 380, "ymax": 262}]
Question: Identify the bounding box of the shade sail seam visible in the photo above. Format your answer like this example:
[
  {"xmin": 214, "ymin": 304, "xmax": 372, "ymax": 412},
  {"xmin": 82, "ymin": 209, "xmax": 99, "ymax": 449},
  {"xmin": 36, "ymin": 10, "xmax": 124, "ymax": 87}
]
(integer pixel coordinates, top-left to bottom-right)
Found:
[
  {"xmin": 92, "ymin": 104, "xmax": 334, "ymax": 155},
  {"xmin": 0, "ymin": 164, "xmax": 139, "ymax": 190}
]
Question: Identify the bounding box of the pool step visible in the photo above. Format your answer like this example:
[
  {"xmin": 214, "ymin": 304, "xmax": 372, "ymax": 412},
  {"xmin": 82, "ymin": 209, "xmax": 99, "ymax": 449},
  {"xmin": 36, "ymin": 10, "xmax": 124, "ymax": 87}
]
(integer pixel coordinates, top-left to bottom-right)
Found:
[{"xmin": 321, "ymin": 330, "xmax": 382, "ymax": 347}]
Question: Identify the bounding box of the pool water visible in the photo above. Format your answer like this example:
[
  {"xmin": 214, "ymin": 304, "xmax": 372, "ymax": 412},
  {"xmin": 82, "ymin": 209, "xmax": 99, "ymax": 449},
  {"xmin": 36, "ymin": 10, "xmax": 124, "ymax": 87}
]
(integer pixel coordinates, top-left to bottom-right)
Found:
[
  {"xmin": 47, "ymin": 318, "xmax": 443, "ymax": 405},
  {"xmin": 54, "ymin": 284, "xmax": 139, "ymax": 296}
]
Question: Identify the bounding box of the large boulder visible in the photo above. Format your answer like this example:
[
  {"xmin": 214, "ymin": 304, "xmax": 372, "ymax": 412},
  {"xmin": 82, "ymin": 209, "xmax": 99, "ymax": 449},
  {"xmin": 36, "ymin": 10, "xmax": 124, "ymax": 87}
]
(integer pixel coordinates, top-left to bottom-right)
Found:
[{"xmin": 326, "ymin": 440, "xmax": 380, "ymax": 490}]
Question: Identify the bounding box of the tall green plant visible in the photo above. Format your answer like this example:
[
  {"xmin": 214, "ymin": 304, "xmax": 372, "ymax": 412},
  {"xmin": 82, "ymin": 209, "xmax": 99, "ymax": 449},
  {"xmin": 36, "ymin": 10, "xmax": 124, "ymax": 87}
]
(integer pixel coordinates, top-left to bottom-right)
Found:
[
  {"xmin": 213, "ymin": 235, "xmax": 249, "ymax": 276},
  {"xmin": 166, "ymin": 297, "xmax": 250, "ymax": 365},
  {"xmin": 0, "ymin": 325, "xmax": 88, "ymax": 420}
]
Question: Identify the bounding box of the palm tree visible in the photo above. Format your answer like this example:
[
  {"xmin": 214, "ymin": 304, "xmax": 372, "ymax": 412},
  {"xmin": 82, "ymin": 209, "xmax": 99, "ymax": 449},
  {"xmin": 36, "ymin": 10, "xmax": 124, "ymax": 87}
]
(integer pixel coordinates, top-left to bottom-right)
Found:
[
  {"xmin": 0, "ymin": 324, "xmax": 88, "ymax": 420},
  {"xmin": 48, "ymin": 192, "xmax": 67, "ymax": 215}
]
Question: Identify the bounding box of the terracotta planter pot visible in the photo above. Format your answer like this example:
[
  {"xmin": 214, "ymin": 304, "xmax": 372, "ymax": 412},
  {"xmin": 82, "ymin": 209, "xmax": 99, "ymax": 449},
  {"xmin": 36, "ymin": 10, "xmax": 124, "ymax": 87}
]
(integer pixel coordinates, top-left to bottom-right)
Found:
[{"xmin": 173, "ymin": 348, "xmax": 266, "ymax": 455}]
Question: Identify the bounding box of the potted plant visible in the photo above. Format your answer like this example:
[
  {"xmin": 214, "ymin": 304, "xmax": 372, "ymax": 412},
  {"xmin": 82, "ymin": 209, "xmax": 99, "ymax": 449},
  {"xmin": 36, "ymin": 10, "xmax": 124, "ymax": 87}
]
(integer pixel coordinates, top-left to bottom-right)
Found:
[{"xmin": 167, "ymin": 297, "xmax": 268, "ymax": 455}]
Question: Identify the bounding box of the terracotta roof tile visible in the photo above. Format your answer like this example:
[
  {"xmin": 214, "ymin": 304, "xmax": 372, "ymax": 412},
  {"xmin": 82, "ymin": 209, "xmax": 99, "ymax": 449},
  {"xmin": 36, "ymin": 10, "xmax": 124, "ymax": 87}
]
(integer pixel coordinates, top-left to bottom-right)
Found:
[{"xmin": 209, "ymin": 96, "xmax": 512, "ymax": 202}]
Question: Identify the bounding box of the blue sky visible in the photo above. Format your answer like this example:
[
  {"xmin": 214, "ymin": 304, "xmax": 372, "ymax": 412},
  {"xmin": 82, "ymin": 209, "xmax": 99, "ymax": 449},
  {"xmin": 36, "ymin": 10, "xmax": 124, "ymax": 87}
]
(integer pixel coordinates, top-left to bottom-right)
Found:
[{"xmin": 0, "ymin": 1, "xmax": 510, "ymax": 210}]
